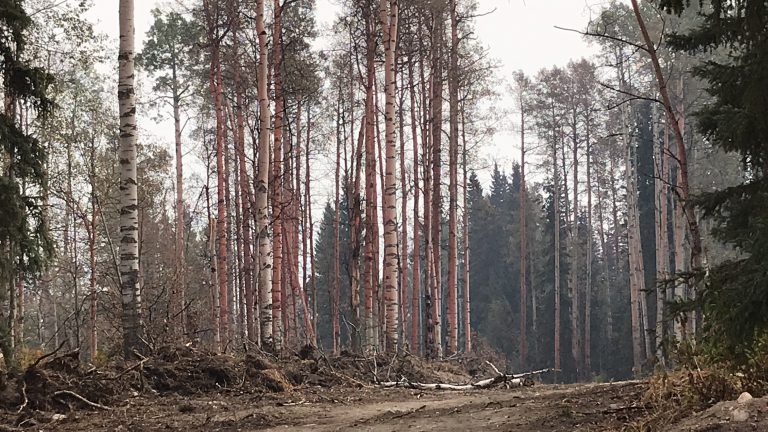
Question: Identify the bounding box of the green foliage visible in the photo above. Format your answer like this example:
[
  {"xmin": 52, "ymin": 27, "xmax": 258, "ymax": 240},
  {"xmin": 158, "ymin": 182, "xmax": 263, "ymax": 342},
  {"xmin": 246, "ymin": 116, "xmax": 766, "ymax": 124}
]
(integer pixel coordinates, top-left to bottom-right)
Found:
[
  {"xmin": 0, "ymin": 0, "xmax": 54, "ymax": 368},
  {"xmin": 281, "ymin": 0, "xmax": 322, "ymax": 104},
  {"xmin": 313, "ymin": 184, "xmax": 354, "ymax": 349},
  {"xmin": 0, "ymin": 0, "xmax": 54, "ymax": 278},
  {"xmin": 137, "ymin": 9, "xmax": 203, "ymax": 111},
  {"xmin": 662, "ymin": 0, "xmax": 768, "ymax": 362}
]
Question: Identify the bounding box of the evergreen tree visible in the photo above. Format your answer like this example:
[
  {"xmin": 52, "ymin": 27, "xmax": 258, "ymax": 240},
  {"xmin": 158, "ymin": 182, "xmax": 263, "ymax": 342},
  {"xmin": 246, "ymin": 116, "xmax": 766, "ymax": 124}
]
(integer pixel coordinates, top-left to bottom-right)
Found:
[
  {"xmin": 0, "ymin": 0, "xmax": 54, "ymax": 368},
  {"xmin": 314, "ymin": 191, "xmax": 354, "ymax": 349},
  {"xmin": 661, "ymin": 0, "xmax": 768, "ymax": 359}
]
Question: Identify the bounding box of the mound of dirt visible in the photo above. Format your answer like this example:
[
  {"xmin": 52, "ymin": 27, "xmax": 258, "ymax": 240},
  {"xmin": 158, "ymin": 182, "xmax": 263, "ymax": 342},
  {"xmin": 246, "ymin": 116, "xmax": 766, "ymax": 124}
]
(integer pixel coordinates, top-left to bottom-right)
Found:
[
  {"xmin": 252, "ymin": 369, "xmax": 293, "ymax": 392},
  {"xmin": 0, "ymin": 343, "xmax": 510, "ymax": 422},
  {"xmin": 0, "ymin": 351, "xmax": 123, "ymax": 414},
  {"xmin": 143, "ymin": 346, "xmax": 241, "ymax": 394},
  {"xmin": 144, "ymin": 346, "xmax": 298, "ymax": 395}
]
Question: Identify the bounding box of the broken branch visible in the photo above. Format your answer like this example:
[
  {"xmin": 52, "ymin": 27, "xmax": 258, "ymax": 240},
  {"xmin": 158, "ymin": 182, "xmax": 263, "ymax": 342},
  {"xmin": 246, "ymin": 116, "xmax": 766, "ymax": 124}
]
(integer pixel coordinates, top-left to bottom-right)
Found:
[{"xmin": 53, "ymin": 390, "xmax": 112, "ymax": 410}]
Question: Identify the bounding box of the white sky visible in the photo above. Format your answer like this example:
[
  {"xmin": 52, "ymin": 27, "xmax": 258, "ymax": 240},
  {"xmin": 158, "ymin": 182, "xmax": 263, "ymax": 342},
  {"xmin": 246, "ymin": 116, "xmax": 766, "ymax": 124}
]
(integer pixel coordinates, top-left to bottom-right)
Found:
[{"xmin": 84, "ymin": 0, "xmax": 611, "ymax": 193}]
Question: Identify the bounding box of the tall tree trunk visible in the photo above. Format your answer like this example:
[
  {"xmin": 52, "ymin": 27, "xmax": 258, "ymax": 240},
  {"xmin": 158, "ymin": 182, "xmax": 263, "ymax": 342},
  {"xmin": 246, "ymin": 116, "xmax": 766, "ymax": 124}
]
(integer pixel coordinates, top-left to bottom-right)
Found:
[
  {"xmin": 89, "ymin": 142, "xmax": 98, "ymax": 361},
  {"xmin": 445, "ymin": 0, "xmax": 459, "ymax": 356},
  {"xmin": 305, "ymin": 108, "xmax": 319, "ymax": 345},
  {"xmin": 654, "ymin": 105, "xmax": 668, "ymax": 364},
  {"xmin": 421, "ymin": 46, "xmax": 435, "ymax": 358},
  {"xmin": 380, "ymin": 0, "xmax": 399, "ymax": 353},
  {"xmin": 271, "ymin": 0, "xmax": 284, "ymax": 349},
  {"xmin": 624, "ymin": 104, "xmax": 646, "ymax": 376},
  {"xmin": 203, "ymin": 0, "xmax": 229, "ymax": 351},
  {"xmin": 67, "ymin": 119, "xmax": 81, "ymax": 353},
  {"xmin": 213, "ymin": 53, "xmax": 228, "ymax": 352},
  {"xmin": 234, "ymin": 47, "xmax": 254, "ymax": 343},
  {"xmin": 232, "ymin": 131, "xmax": 244, "ymax": 341},
  {"xmin": 13, "ymin": 274, "xmax": 22, "ymax": 356},
  {"xmin": 460, "ymin": 103, "xmax": 471, "ymax": 353},
  {"xmin": 672, "ymin": 129, "xmax": 688, "ymax": 340},
  {"xmin": 595, "ymin": 165, "xmax": 612, "ymax": 359},
  {"xmin": 569, "ymin": 117, "xmax": 581, "ymax": 379},
  {"xmin": 398, "ymin": 71, "xmax": 409, "ymax": 347},
  {"xmin": 172, "ymin": 66, "xmax": 185, "ymax": 341},
  {"xmin": 674, "ymin": 77, "xmax": 690, "ymax": 338},
  {"xmin": 374, "ymin": 84, "xmax": 384, "ymax": 351},
  {"xmin": 408, "ymin": 60, "xmax": 421, "ymax": 354},
  {"xmin": 255, "ymin": 0, "xmax": 274, "ymax": 349},
  {"xmin": 118, "ymin": 0, "xmax": 144, "ymax": 359},
  {"xmin": 71, "ymin": 170, "xmax": 80, "ymax": 351},
  {"xmin": 294, "ymin": 103, "xmax": 314, "ymax": 344},
  {"xmin": 518, "ymin": 87, "xmax": 527, "ymax": 368},
  {"xmin": 349, "ymin": 116, "xmax": 365, "ymax": 352},
  {"xmin": 430, "ymin": 7, "xmax": 444, "ymax": 359},
  {"xmin": 584, "ymin": 119, "xmax": 593, "ymax": 376},
  {"xmin": 283, "ymin": 110, "xmax": 297, "ymax": 345},
  {"xmin": 225, "ymin": 92, "xmax": 235, "ymax": 344},
  {"xmin": 363, "ymin": 11, "xmax": 378, "ymax": 352},
  {"xmin": 630, "ymin": 0, "xmax": 703, "ymax": 326},
  {"xmin": 553, "ymin": 127, "xmax": 561, "ymax": 377},
  {"xmin": 205, "ymin": 149, "xmax": 220, "ymax": 348},
  {"xmin": 333, "ymin": 97, "xmax": 342, "ymax": 354}
]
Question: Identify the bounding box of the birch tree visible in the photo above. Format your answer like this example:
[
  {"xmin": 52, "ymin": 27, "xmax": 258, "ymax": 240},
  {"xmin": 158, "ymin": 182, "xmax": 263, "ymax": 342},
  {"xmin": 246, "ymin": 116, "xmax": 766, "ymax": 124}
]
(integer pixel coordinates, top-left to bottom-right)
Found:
[
  {"xmin": 379, "ymin": 0, "xmax": 400, "ymax": 353},
  {"xmin": 255, "ymin": 0, "xmax": 275, "ymax": 349},
  {"xmin": 118, "ymin": 0, "xmax": 144, "ymax": 359}
]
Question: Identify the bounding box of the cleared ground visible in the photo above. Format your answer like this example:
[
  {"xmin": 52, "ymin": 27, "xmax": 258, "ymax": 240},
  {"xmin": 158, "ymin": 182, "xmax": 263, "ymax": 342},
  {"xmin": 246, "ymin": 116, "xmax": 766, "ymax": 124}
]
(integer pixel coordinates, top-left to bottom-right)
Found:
[{"xmin": 41, "ymin": 381, "xmax": 649, "ymax": 431}]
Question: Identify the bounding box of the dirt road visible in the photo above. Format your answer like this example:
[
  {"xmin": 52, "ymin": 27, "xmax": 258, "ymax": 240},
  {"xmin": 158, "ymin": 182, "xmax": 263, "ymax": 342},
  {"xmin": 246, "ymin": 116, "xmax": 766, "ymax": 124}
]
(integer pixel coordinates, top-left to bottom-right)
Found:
[
  {"xmin": 42, "ymin": 381, "xmax": 648, "ymax": 431},
  {"xmin": 259, "ymin": 382, "xmax": 646, "ymax": 431}
]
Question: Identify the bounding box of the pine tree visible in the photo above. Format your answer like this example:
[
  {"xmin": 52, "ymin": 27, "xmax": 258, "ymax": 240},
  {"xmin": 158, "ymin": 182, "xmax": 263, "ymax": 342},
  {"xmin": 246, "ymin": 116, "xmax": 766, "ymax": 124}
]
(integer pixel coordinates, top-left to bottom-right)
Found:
[{"xmin": 139, "ymin": 8, "xmax": 202, "ymax": 342}]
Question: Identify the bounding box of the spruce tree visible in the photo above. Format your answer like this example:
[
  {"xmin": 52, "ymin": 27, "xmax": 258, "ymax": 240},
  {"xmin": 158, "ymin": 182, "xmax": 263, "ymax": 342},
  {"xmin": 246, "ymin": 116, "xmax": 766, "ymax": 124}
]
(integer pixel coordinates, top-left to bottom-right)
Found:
[
  {"xmin": 0, "ymin": 0, "xmax": 54, "ymax": 367},
  {"xmin": 661, "ymin": 0, "xmax": 768, "ymax": 358}
]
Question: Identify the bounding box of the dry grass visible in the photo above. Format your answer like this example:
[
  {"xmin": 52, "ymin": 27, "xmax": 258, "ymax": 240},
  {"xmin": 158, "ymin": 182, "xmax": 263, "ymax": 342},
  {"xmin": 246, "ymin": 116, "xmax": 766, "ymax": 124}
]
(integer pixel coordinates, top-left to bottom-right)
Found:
[{"xmin": 626, "ymin": 367, "xmax": 743, "ymax": 431}]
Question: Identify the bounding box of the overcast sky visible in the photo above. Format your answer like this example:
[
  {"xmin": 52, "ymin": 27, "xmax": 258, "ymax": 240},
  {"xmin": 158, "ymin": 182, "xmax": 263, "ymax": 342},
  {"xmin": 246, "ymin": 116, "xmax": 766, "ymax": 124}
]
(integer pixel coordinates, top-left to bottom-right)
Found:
[{"xmin": 84, "ymin": 0, "xmax": 611, "ymax": 193}]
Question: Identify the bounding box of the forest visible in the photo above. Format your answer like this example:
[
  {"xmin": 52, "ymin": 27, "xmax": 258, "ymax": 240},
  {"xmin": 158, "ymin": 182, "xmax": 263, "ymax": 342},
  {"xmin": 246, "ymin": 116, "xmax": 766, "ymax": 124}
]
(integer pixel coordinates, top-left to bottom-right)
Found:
[{"xmin": 0, "ymin": 0, "xmax": 767, "ymax": 430}]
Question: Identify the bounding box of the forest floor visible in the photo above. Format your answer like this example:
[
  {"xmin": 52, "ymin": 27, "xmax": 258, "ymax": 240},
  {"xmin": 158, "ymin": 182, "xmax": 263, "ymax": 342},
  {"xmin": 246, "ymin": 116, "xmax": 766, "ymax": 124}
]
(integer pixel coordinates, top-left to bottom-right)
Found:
[{"xmin": 1, "ymin": 346, "xmax": 766, "ymax": 431}]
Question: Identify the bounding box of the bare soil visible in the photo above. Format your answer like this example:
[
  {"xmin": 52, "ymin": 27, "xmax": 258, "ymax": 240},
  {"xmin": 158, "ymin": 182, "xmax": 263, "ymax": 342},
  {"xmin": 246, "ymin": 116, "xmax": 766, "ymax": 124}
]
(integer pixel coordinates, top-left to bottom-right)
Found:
[{"xmin": 4, "ymin": 381, "xmax": 649, "ymax": 431}]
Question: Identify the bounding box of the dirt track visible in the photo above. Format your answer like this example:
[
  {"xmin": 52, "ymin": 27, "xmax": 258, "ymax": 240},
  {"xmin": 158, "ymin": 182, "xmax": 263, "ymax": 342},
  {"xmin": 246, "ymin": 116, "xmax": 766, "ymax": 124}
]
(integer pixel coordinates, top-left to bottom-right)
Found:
[{"xmin": 42, "ymin": 381, "xmax": 649, "ymax": 431}]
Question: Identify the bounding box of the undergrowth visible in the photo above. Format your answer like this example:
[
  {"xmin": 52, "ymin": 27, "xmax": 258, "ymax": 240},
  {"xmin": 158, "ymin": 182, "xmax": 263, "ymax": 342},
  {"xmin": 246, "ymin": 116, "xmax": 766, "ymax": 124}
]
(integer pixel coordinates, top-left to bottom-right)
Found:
[{"xmin": 631, "ymin": 333, "xmax": 768, "ymax": 431}]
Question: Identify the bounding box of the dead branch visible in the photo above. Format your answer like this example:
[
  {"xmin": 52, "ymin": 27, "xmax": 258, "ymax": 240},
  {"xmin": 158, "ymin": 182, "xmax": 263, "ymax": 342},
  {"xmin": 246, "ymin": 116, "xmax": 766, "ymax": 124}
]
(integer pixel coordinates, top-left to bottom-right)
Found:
[
  {"xmin": 485, "ymin": 361, "xmax": 502, "ymax": 376},
  {"xmin": 278, "ymin": 399, "xmax": 307, "ymax": 406},
  {"xmin": 53, "ymin": 390, "xmax": 112, "ymax": 410},
  {"xmin": 30, "ymin": 340, "xmax": 68, "ymax": 368},
  {"xmin": 511, "ymin": 368, "xmax": 556, "ymax": 379},
  {"xmin": 554, "ymin": 25, "xmax": 648, "ymax": 53},
  {"xmin": 328, "ymin": 368, "xmax": 371, "ymax": 388},
  {"xmin": 109, "ymin": 357, "xmax": 149, "ymax": 380},
  {"xmin": 15, "ymin": 381, "xmax": 27, "ymax": 413},
  {"xmin": 385, "ymin": 351, "xmax": 398, "ymax": 381}
]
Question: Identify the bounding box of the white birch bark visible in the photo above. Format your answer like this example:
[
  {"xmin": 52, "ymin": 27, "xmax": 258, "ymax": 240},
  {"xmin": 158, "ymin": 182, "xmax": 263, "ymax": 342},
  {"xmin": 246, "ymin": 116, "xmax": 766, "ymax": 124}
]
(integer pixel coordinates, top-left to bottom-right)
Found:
[
  {"xmin": 118, "ymin": 0, "xmax": 144, "ymax": 358},
  {"xmin": 255, "ymin": 0, "xmax": 274, "ymax": 349}
]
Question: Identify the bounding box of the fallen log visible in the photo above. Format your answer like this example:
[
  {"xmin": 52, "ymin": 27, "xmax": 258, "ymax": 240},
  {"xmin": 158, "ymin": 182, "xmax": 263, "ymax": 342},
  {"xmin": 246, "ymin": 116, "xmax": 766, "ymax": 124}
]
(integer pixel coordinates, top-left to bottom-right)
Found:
[
  {"xmin": 379, "ymin": 376, "xmax": 531, "ymax": 390},
  {"xmin": 378, "ymin": 366, "xmax": 553, "ymax": 391}
]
